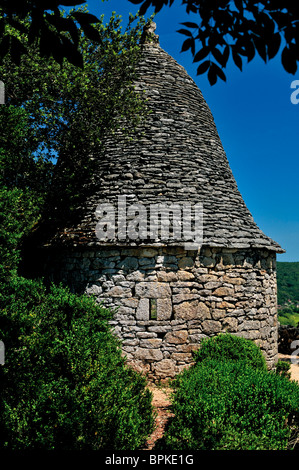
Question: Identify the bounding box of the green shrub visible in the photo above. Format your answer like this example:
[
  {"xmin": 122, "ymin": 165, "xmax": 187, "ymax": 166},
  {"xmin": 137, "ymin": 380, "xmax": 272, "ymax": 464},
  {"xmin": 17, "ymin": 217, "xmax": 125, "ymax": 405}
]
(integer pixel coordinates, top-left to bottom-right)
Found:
[
  {"xmin": 0, "ymin": 277, "xmax": 154, "ymax": 450},
  {"xmin": 275, "ymin": 360, "xmax": 291, "ymax": 379},
  {"xmin": 158, "ymin": 359, "xmax": 299, "ymax": 450},
  {"xmin": 193, "ymin": 333, "xmax": 267, "ymax": 370}
]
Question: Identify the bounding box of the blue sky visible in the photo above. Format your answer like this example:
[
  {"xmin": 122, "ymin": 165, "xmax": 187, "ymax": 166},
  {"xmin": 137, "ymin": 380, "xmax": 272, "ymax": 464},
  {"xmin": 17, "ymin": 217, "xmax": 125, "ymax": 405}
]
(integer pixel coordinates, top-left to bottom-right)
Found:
[{"xmin": 83, "ymin": 1, "xmax": 299, "ymax": 262}]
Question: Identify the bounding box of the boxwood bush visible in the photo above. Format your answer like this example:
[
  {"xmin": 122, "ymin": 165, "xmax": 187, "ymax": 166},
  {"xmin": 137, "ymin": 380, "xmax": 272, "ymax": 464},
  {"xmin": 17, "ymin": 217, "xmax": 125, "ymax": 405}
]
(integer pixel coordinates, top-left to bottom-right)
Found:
[
  {"xmin": 193, "ymin": 332, "xmax": 267, "ymax": 370},
  {"xmin": 157, "ymin": 334, "xmax": 299, "ymax": 451},
  {"xmin": 0, "ymin": 277, "xmax": 154, "ymax": 450}
]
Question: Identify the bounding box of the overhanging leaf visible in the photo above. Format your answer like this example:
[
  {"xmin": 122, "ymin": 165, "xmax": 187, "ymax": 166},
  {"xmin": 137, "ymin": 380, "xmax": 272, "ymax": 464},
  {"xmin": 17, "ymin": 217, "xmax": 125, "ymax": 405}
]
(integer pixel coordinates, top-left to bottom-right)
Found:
[
  {"xmin": 196, "ymin": 60, "xmax": 210, "ymax": 75},
  {"xmin": 193, "ymin": 46, "xmax": 210, "ymax": 63},
  {"xmin": 281, "ymin": 45, "xmax": 297, "ymax": 74}
]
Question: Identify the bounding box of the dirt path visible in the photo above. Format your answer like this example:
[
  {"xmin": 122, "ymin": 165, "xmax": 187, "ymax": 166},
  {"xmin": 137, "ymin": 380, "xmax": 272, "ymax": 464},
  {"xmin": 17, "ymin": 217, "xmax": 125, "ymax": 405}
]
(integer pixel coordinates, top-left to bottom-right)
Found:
[
  {"xmin": 143, "ymin": 385, "xmax": 173, "ymax": 450},
  {"xmin": 144, "ymin": 355, "xmax": 299, "ymax": 450}
]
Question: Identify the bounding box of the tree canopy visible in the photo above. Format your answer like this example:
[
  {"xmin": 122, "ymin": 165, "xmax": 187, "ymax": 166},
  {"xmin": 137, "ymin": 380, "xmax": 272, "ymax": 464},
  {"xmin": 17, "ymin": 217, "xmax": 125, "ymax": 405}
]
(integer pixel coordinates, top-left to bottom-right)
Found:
[
  {"xmin": 0, "ymin": 10, "xmax": 146, "ymax": 278},
  {"xmin": 129, "ymin": 0, "xmax": 299, "ymax": 84},
  {"xmin": 2, "ymin": 1, "xmax": 299, "ymax": 84},
  {"xmin": 0, "ymin": 0, "xmax": 101, "ymax": 67}
]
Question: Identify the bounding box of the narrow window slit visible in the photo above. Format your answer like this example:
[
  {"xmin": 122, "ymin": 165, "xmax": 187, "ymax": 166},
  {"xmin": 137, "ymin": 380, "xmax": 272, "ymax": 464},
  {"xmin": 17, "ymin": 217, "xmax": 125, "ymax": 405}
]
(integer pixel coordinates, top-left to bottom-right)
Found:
[{"xmin": 150, "ymin": 298, "xmax": 157, "ymax": 320}]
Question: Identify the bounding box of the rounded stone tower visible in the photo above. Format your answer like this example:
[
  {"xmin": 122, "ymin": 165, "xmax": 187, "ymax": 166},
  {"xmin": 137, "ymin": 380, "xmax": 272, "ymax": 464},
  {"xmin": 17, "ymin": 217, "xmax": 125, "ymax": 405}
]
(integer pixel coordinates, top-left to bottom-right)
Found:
[{"xmin": 43, "ymin": 23, "xmax": 284, "ymax": 381}]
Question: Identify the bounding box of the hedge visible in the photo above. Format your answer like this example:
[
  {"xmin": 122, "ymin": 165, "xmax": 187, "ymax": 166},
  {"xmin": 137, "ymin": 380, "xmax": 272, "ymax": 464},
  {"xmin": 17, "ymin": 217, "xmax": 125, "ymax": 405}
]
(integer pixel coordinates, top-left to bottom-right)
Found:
[{"xmin": 0, "ymin": 276, "xmax": 154, "ymax": 450}]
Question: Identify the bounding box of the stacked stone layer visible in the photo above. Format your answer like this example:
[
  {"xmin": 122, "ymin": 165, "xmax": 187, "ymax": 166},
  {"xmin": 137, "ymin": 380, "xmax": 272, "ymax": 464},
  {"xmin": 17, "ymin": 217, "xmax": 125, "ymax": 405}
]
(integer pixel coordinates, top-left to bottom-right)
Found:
[
  {"xmin": 47, "ymin": 43, "xmax": 283, "ymax": 254},
  {"xmin": 46, "ymin": 246, "xmax": 278, "ymax": 381}
]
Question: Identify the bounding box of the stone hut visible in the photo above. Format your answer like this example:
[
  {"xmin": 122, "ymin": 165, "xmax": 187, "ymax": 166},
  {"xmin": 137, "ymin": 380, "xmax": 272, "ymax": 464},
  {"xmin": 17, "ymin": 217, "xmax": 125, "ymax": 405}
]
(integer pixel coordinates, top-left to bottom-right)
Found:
[{"xmin": 42, "ymin": 23, "xmax": 284, "ymax": 381}]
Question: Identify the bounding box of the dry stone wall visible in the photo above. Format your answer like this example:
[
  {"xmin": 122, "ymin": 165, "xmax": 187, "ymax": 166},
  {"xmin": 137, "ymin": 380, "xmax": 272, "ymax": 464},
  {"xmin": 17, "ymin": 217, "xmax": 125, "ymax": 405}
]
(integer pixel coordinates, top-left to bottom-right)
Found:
[{"xmin": 46, "ymin": 245, "xmax": 278, "ymax": 381}]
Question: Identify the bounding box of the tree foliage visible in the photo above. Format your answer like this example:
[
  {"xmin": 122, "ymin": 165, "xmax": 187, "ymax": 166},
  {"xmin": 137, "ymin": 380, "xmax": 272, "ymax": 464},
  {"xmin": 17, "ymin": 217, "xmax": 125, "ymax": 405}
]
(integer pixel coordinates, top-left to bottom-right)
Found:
[
  {"xmin": 0, "ymin": 277, "xmax": 154, "ymax": 450},
  {"xmin": 277, "ymin": 262, "xmax": 299, "ymax": 305},
  {"xmin": 0, "ymin": 0, "xmax": 105, "ymax": 67},
  {"xmin": 0, "ymin": 105, "xmax": 52, "ymax": 280},
  {"xmin": 128, "ymin": 0, "xmax": 299, "ymax": 84},
  {"xmin": 0, "ymin": 10, "xmax": 146, "ymax": 230}
]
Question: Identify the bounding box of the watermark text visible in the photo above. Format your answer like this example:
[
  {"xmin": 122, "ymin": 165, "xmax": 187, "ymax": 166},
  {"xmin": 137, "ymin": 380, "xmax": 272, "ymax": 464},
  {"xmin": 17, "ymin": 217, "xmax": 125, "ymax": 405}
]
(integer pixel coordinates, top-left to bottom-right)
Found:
[{"xmin": 95, "ymin": 195, "xmax": 203, "ymax": 250}]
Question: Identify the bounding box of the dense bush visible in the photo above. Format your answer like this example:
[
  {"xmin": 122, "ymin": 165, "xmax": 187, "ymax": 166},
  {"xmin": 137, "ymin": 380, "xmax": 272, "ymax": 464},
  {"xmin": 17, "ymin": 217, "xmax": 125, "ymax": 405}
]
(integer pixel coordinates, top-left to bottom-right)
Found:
[
  {"xmin": 193, "ymin": 333, "xmax": 267, "ymax": 370},
  {"xmin": 0, "ymin": 277, "xmax": 154, "ymax": 450},
  {"xmin": 158, "ymin": 358, "xmax": 299, "ymax": 450},
  {"xmin": 156, "ymin": 334, "xmax": 299, "ymax": 451}
]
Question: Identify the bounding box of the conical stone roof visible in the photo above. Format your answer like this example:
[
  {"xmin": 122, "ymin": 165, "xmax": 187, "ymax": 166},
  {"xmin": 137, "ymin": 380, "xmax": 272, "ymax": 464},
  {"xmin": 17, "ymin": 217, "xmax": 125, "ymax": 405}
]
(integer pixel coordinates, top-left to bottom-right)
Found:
[{"xmin": 48, "ymin": 23, "xmax": 284, "ymax": 253}]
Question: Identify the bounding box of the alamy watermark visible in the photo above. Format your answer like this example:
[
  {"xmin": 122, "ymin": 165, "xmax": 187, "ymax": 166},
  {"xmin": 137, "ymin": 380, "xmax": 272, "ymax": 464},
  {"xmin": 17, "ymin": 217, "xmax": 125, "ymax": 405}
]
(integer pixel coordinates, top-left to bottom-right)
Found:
[
  {"xmin": 291, "ymin": 340, "xmax": 299, "ymax": 365},
  {"xmin": 290, "ymin": 80, "xmax": 299, "ymax": 104},
  {"xmin": 0, "ymin": 80, "xmax": 4, "ymax": 104},
  {"xmin": 95, "ymin": 195, "xmax": 203, "ymax": 250},
  {"xmin": 0, "ymin": 341, "xmax": 5, "ymax": 365}
]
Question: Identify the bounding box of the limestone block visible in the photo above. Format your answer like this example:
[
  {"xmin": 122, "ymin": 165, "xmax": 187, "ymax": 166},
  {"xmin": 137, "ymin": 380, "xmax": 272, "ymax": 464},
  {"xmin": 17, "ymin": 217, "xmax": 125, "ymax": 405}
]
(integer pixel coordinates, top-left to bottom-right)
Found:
[
  {"xmin": 117, "ymin": 257, "xmax": 139, "ymax": 271},
  {"xmin": 199, "ymin": 274, "xmax": 218, "ymax": 283},
  {"xmin": 157, "ymin": 271, "xmax": 178, "ymax": 282},
  {"xmin": 174, "ymin": 300, "xmax": 210, "ymax": 320},
  {"xmin": 222, "ymin": 274, "xmax": 245, "ymax": 285},
  {"xmin": 189, "ymin": 333, "xmax": 206, "ymax": 344},
  {"xmin": 136, "ymin": 298, "xmax": 149, "ymax": 321},
  {"xmin": 172, "ymin": 293, "xmax": 200, "ymax": 304},
  {"xmin": 177, "ymin": 271, "xmax": 195, "ymax": 281},
  {"xmin": 202, "ymin": 320, "xmax": 221, "ymax": 334},
  {"xmin": 85, "ymin": 284, "xmax": 102, "ymax": 295},
  {"xmin": 139, "ymin": 338, "xmax": 163, "ymax": 349},
  {"xmin": 139, "ymin": 257, "xmax": 156, "ymax": 266},
  {"xmin": 178, "ymin": 257, "xmax": 194, "ymax": 269},
  {"xmin": 112, "ymin": 274, "xmax": 126, "ymax": 284},
  {"xmin": 127, "ymin": 360, "xmax": 151, "ymax": 375},
  {"xmin": 171, "ymin": 352, "xmax": 192, "ymax": 363},
  {"xmin": 135, "ymin": 281, "xmax": 171, "ymax": 298},
  {"xmin": 135, "ymin": 348, "xmax": 163, "ymax": 362},
  {"xmin": 202, "ymin": 256, "xmax": 216, "ymax": 267},
  {"xmin": 127, "ymin": 270, "xmax": 145, "ymax": 281},
  {"xmin": 157, "ymin": 298, "xmax": 172, "ymax": 320},
  {"xmin": 164, "ymin": 330, "xmax": 188, "ymax": 344},
  {"xmin": 213, "ymin": 286, "xmax": 234, "ymax": 297},
  {"xmin": 154, "ymin": 359, "xmax": 176, "ymax": 378},
  {"xmin": 221, "ymin": 317, "xmax": 238, "ymax": 331},
  {"xmin": 217, "ymin": 301, "xmax": 235, "ymax": 309},
  {"xmin": 107, "ymin": 286, "xmax": 132, "ymax": 298},
  {"xmin": 139, "ymin": 248, "xmax": 159, "ymax": 258},
  {"xmin": 121, "ymin": 298, "xmax": 139, "ymax": 308}
]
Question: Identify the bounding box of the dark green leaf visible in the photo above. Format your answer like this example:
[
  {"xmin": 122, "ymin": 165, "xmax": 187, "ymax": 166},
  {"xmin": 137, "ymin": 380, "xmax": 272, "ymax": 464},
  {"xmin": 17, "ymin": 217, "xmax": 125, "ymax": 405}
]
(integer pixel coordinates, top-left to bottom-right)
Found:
[
  {"xmin": 80, "ymin": 24, "xmax": 102, "ymax": 43},
  {"xmin": 268, "ymin": 33, "xmax": 281, "ymax": 60},
  {"xmin": 232, "ymin": 49, "xmax": 242, "ymax": 71},
  {"xmin": 281, "ymin": 45, "xmax": 297, "ymax": 74},
  {"xmin": 234, "ymin": 0, "xmax": 244, "ymax": 13},
  {"xmin": 181, "ymin": 22, "xmax": 199, "ymax": 29},
  {"xmin": 213, "ymin": 63, "xmax": 226, "ymax": 82},
  {"xmin": 212, "ymin": 47, "xmax": 228, "ymax": 68},
  {"xmin": 181, "ymin": 37, "xmax": 194, "ymax": 53},
  {"xmin": 193, "ymin": 47, "xmax": 210, "ymax": 63},
  {"xmin": 177, "ymin": 28, "xmax": 193, "ymax": 37},
  {"xmin": 196, "ymin": 60, "xmax": 210, "ymax": 75},
  {"xmin": 253, "ymin": 35, "xmax": 267, "ymax": 62},
  {"xmin": 223, "ymin": 45, "xmax": 230, "ymax": 65},
  {"xmin": 208, "ymin": 64, "xmax": 217, "ymax": 86},
  {"xmin": 139, "ymin": 0, "xmax": 153, "ymax": 16}
]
